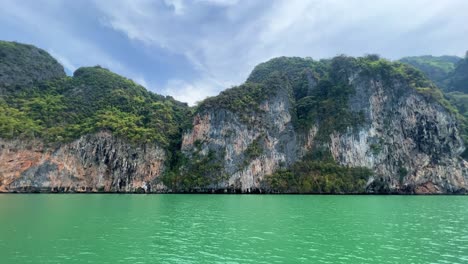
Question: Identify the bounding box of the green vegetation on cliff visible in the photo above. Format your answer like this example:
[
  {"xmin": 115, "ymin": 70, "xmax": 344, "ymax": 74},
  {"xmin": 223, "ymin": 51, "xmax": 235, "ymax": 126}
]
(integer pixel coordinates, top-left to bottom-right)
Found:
[
  {"xmin": 399, "ymin": 55, "xmax": 461, "ymax": 89},
  {"xmin": 445, "ymin": 56, "xmax": 468, "ymax": 94},
  {"xmin": 0, "ymin": 42, "xmax": 191, "ymax": 149},
  {"xmin": 185, "ymin": 53, "xmax": 465, "ymax": 192},
  {"xmin": 400, "ymin": 54, "xmax": 468, "ymax": 93},
  {"xmin": 400, "ymin": 54, "xmax": 468, "ymax": 151},
  {"xmin": 196, "ymin": 54, "xmax": 460, "ymax": 144},
  {"xmin": 263, "ymin": 153, "xmax": 372, "ymax": 193},
  {"xmin": 245, "ymin": 54, "xmax": 456, "ymax": 139},
  {"xmin": 0, "ymin": 100, "xmax": 42, "ymax": 138},
  {"xmin": 163, "ymin": 142, "xmax": 228, "ymax": 191},
  {"xmin": 199, "ymin": 82, "xmax": 269, "ymax": 119},
  {"xmin": 446, "ymin": 92, "xmax": 468, "ymax": 117},
  {"xmin": 247, "ymin": 56, "xmax": 329, "ymax": 99},
  {"xmin": 1, "ymin": 40, "xmax": 466, "ymax": 193},
  {"xmin": 198, "ymin": 72, "xmax": 289, "ymax": 123},
  {"xmin": 0, "ymin": 41, "xmax": 65, "ymax": 92},
  {"xmin": 293, "ymin": 56, "xmax": 365, "ymax": 138}
]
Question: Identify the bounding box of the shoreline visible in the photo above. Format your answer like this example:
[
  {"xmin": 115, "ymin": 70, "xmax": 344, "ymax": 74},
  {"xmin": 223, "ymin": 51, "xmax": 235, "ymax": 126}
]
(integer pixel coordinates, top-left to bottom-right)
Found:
[{"xmin": 1, "ymin": 191, "xmax": 467, "ymax": 195}]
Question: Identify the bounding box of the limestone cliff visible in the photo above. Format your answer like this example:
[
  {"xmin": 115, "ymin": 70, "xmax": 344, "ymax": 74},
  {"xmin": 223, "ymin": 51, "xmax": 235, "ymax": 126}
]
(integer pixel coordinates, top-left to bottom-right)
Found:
[
  {"xmin": 0, "ymin": 132, "xmax": 165, "ymax": 192},
  {"xmin": 181, "ymin": 80, "xmax": 299, "ymax": 191},
  {"xmin": 330, "ymin": 73, "xmax": 467, "ymax": 193},
  {"xmin": 181, "ymin": 56, "xmax": 467, "ymax": 194},
  {"xmin": 1, "ymin": 41, "xmax": 466, "ymax": 194},
  {"xmin": 0, "ymin": 41, "xmax": 188, "ymax": 193}
]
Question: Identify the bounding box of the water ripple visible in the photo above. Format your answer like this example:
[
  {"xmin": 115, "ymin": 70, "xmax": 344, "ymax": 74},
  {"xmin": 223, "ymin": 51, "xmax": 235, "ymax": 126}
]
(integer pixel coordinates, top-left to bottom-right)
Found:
[{"xmin": 0, "ymin": 195, "xmax": 467, "ymax": 263}]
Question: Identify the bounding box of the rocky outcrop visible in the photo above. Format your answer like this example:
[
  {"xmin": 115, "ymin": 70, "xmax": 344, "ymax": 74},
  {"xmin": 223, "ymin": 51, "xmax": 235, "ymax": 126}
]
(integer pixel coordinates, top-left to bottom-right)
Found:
[
  {"xmin": 1, "ymin": 40, "xmax": 466, "ymax": 194},
  {"xmin": 182, "ymin": 85, "xmax": 298, "ymax": 191},
  {"xmin": 181, "ymin": 59, "xmax": 468, "ymax": 194},
  {"xmin": 0, "ymin": 132, "xmax": 166, "ymax": 193},
  {"xmin": 329, "ymin": 76, "xmax": 467, "ymax": 194}
]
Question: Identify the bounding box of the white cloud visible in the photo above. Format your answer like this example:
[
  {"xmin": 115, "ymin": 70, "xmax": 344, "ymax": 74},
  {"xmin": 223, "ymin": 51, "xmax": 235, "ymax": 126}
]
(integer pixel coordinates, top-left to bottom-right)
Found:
[
  {"xmin": 163, "ymin": 77, "xmax": 228, "ymax": 106},
  {"xmin": 195, "ymin": 0, "xmax": 239, "ymax": 6},
  {"xmin": 0, "ymin": 0, "xmax": 133, "ymax": 75},
  {"xmin": 163, "ymin": 0, "xmax": 186, "ymax": 15},
  {"xmin": 94, "ymin": 0, "xmax": 468, "ymax": 104},
  {"xmin": 48, "ymin": 49, "xmax": 77, "ymax": 73},
  {"xmin": 0, "ymin": 0, "xmax": 158, "ymax": 96},
  {"xmin": 4, "ymin": 0, "xmax": 468, "ymax": 105},
  {"xmin": 133, "ymin": 76, "xmax": 150, "ymax": 89}
]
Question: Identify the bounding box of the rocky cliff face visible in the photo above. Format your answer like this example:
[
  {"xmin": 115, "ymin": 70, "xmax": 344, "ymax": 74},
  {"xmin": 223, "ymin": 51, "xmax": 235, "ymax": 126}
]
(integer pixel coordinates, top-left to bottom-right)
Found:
[
  {"xmin": 182, "ymin": 83, "xmax": 299, "ymax": 191},
  {"xmin": 0, "ymin": 132, "xmax": 166, "ymax": 193},
  {"xmin": 330, "ymin": 74, "xmax": 467, "ymax": 193},
  {"xmin": 1, "ymin": 41, "xmax": 466, "ymax": 194},
  {"xmin": 0, "ymin": 41, "xmax": 189, "ymax": 193},
  {"xmin": 181, "ymin": 57, "xmax": 468, "ymax": 193}
]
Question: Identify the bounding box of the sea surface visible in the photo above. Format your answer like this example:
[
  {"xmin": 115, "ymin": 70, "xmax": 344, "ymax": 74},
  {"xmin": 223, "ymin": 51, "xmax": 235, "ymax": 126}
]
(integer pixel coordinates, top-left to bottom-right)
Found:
[{"xmin": 0, "ymin": 194, "xmax": 467, "ymax": 263}]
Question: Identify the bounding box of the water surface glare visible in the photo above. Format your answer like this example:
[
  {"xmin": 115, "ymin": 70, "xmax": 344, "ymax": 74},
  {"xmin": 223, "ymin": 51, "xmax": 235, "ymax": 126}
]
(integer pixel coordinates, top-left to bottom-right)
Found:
[{"xmin": 1, "ymin": 194, "xmax": 468, "ymax": 263}]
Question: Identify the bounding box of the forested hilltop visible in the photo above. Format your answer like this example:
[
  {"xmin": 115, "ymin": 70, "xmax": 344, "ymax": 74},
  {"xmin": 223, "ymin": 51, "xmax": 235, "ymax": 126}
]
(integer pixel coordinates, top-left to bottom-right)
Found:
[
  {"xmin": 0, "ymin": 41, "xmax": 466, "ymax": 194},
  {"xmin": 0, "ymin": 41, "xmax": 191, "ymax": 148}
]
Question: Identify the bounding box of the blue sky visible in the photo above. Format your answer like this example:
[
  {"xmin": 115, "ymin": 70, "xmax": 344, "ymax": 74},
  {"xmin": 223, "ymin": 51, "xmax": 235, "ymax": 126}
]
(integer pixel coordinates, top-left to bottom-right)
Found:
[{"xmin": 1, "ymin": 0, "xmax": 467, "ymax": 105}]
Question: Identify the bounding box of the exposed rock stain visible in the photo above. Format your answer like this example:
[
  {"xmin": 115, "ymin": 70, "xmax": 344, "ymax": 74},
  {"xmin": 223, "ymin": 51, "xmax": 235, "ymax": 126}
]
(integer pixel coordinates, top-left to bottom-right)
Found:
[{"xmin": 0, "ymin": 132, "xmax": 165, "ymax": 193}]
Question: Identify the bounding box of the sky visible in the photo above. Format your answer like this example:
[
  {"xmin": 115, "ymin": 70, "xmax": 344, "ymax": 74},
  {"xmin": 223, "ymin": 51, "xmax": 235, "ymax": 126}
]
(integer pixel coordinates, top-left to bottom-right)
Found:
[{"xmin": 1, "ymin": 0, "xmax": 467, "ymax": 105}]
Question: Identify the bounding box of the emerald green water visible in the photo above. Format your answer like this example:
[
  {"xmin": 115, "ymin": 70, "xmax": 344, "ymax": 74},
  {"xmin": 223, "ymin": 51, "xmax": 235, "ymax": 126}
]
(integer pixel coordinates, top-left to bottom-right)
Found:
[{"xmin": 1, "ymin": 195, "xmax": 467, "ymax": 263}]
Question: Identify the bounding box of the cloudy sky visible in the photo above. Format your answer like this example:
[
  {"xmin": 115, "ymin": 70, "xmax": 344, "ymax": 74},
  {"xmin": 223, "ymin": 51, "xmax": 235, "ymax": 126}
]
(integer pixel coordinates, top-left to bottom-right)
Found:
[{"xmin": 1, "ymin": 0, "xmax": 467, "ymax": 105}]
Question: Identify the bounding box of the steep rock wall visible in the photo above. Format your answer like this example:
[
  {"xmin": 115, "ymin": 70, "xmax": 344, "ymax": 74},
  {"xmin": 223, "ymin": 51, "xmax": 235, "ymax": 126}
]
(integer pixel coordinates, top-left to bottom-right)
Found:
[
  {"xmin": 182, "ymin": 71, "xmax": 467, "ymax": 193},
  {"xmin": 330, "ymin": 76, "xmax": 467, "ymax": 193},
  {"xmin": 182, "ymin": 86, "xmax": 298, "ymax": 191},
  {"xmin": 0, "ymin": 131, "xmax": 166, "ymax": 192}
]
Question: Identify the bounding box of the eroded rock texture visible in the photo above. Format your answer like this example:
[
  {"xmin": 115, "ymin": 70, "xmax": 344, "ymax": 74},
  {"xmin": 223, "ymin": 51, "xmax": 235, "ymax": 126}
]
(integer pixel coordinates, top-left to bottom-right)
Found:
[
  {"xmin": 0, "ymin": 132, "xmax": 165, "ymax": 192},
  {"xmin": 182, "ymin": 61, "xmax": 467, "ymax": 193}
]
